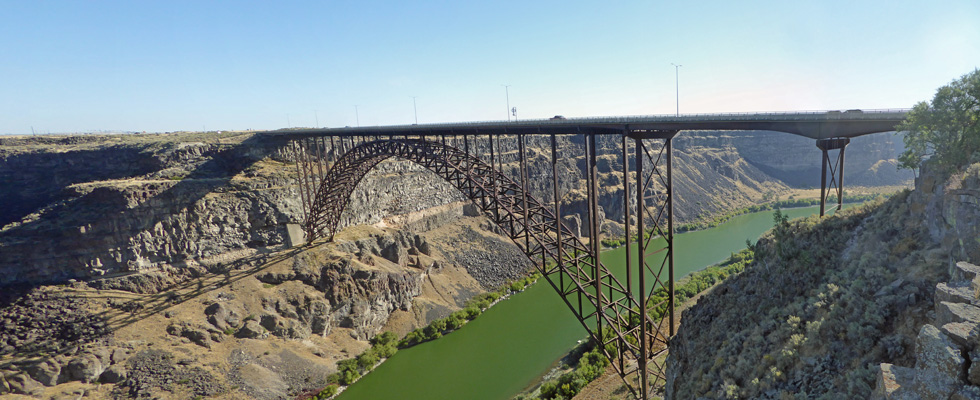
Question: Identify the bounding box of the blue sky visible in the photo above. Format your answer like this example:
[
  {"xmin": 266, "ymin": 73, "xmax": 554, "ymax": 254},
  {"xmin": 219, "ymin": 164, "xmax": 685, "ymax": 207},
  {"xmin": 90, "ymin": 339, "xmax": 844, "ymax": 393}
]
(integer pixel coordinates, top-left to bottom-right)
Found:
[{"xmin": 2, "ymin": 0, "xmax": 978, "ymax": 134}]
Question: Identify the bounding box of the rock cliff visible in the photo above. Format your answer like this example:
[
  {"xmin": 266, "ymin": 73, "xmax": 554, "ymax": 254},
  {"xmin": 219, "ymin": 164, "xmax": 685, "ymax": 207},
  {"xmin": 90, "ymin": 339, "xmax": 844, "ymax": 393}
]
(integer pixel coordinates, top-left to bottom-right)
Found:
[
  {"xmin": 664, "ymin": 161, "xmax": 978, "ymax": 399},
  {"xmin": 0, "ymin": 130, "xmax": 908, "ymax": 288}
]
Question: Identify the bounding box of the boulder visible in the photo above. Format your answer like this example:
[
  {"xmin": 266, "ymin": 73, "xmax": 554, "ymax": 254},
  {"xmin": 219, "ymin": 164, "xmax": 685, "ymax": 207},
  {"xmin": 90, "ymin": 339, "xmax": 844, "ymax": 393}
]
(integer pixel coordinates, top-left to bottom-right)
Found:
[
  {"xmin": 26, "ymin": 359, "xmax": 64, "ymax": 386},
  {"xmin": 99, "ymin": 364, "xmax": 128, "ymax": 384},
  {"xmin": 111, "ymin": 347, "xmax": 130, "ymax": 364},
  {"xmin": 973, "ymin": 276, "xmax": 980, "ymax": 300},
  {"xmin": 414, "ymin": 235, "xmax": 431, "ymax": 255},
  {"xmin": 873, "ymin": 363, "xmax": 915, "ymax": 399},
  {"xmin": 259, "ymin": 314, "xmax": 281, "ymax": 332},
  {"xmin": 937, "ymin": 301, "xmax": 980, "ymax": 326},
  {"xmin": 166, "ymin": 323, "xmax": 213, "ymax": 349},
  {"xmin": 379, "ymin": 240, "xmax": 407, "ymax": 265},
  {"xmin": 953, "ymin": 262, "xmax": 980, "ymax": 283},
  {"xmin": 943, "ymin": 322, "xmax": 980, "ymax": 350},
  {"xmin": 235, "ymin": 319, "xmax": 267, "ymax": 339},
  {"xmin": 6, "ymin": 373, "xmax": 44, "ymax": 396},
  {"xmin": 937, "ymin": 282, "xmax": 979, "ymax": 307},
  {"xmin": 204, "ymin": 302, "xmax": 241, "ymax": 332},
  {"xmin": 66, "ymin": 353, "xmax": 104, "ymax": 383},
  {"xmin": 970, "ymin": 350, "xmax": 980, "ymax": 386},
  {"xmin": 953, "ymin": 385, "xmax": 980, "ymax": 400},
  {"xmin": 914, "ymin": 324, "xmax": 966, "ymax": 399},
  {"xmin": 278, "ymin": 319, "xmax": 311, "ymax": 339},
  {"xmin": 311, "ymin": 314, "xmax": 331, "ymax": 336},
  {"xmin": 256, "ymin": 270, "xmax": 295, "ymax": 285}
]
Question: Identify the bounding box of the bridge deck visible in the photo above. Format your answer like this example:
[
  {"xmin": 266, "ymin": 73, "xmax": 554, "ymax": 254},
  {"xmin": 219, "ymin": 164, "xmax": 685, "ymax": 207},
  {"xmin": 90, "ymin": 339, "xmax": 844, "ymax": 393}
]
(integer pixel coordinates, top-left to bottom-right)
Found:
[{"xmin": 263, "ymin": 109, "xmax": 908, "ymax": 140}]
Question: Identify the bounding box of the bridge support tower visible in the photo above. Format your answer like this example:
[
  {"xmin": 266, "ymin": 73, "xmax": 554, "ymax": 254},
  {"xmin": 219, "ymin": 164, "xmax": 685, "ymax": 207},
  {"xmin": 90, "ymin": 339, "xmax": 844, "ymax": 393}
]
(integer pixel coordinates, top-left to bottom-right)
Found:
[{"xmin": 816, "ymin": 137, "xmax": 850, "ymax": 216}]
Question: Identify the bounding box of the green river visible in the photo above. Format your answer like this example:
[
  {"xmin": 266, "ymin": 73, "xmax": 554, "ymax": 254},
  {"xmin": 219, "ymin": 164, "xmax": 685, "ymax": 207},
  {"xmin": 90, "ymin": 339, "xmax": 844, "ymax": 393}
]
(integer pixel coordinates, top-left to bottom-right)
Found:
[{"xmin": 337, "ymin": 205, "xmax": 833, "ymax": 400}]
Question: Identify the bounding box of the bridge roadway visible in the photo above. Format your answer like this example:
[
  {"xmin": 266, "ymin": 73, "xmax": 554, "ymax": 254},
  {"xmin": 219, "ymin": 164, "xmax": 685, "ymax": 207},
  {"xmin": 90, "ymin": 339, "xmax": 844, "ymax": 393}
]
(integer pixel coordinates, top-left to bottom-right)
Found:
[
  {"xmin": 264, "ymin": 109, "xmax": 909, "ymax": 140},
  {"xmin": 262, "ymin": 109, "xmax": 909, "ymax": 399}
]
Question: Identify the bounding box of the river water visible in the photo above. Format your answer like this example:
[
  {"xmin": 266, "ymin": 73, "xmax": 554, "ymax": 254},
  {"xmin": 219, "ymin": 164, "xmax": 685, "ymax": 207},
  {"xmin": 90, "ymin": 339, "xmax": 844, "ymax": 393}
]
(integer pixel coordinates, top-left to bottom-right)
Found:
[{"xmin": 337, "ymin": 205, "xmax": 830, "ymax": 400}]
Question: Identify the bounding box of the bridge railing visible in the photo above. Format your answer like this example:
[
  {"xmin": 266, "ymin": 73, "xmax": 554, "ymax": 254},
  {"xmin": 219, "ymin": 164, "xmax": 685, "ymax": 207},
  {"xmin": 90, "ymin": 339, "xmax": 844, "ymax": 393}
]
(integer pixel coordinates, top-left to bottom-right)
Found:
[{"xmin": 261, "ymin": 109, "xmax": 909, "ymax": 138}]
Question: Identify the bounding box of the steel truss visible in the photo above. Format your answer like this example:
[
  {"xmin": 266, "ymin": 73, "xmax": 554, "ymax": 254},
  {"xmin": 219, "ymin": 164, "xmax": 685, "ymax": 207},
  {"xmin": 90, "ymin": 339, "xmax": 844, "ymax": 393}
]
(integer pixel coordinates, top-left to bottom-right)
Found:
[
  {"xmin": 289, "ymin": 133, "xmax": 675, "ymax": 399},
  {"xmin": 816, "ymin": 137, "xmax": 850, "ymax": 216}
]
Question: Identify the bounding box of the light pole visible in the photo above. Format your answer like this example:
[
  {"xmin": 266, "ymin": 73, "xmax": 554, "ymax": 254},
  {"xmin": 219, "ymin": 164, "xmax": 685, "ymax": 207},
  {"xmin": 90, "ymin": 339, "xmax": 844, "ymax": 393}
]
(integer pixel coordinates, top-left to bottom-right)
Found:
[
  {"xmin": 354, "ymin": 105, "xmax": 360, "ymax": 127},
  {"xmin": 411, "ymin": 96, "xmax": 418, "ymax": 124},
  {"xmin": 671, "ymin": 63, "xmax": 682, "ymax": 117},
  {"xmin": 502, "ymin": 85, "xmax": 511, "ymax": 122},
  {"xmin": 314, "ymin": 110, "xmax": 319, "ymax": 129}
]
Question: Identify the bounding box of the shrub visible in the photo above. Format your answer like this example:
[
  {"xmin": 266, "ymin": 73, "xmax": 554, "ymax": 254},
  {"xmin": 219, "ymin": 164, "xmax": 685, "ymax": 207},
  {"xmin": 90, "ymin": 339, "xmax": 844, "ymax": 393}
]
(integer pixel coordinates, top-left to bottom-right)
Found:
[
  {"xmin": 463, "ymin": 306, "xmax": 481, "ymax": 320},
  {"xmin": 357, "ymin": 349, "xmax": 379, "ymax": 370},
  {"xmin": 313, "ymin": 384, "xmax": 338, "ymax": 399}
]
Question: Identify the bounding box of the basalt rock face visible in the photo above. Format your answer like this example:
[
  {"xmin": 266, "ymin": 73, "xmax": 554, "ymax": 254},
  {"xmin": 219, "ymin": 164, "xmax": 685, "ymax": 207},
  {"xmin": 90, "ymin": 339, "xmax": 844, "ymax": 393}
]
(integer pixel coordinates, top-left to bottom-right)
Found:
[
  {"xmin": 726, "ymin": 131, "xmax": 912, "ymax": 188},
  {"xmin": 0, "ymin": 134, "xmax": 303, "ymax": 288},
  {"xmin": 338, "ymin": 159, "xmax": 469, "ymax": 230},
  {"xmin": 0, "ymin": 130, "xmax": 909, "ymax": 290},
  {"xmin": 909, "ymin": 163, "xmax": 980, "ymax": 264},
  {"xmin": 256, "ymin": 233, "xmax": 428, "ymax": 340},
  {"xmin": 0, "ymin": 144, "xmax": 157, "ymax": 228}
]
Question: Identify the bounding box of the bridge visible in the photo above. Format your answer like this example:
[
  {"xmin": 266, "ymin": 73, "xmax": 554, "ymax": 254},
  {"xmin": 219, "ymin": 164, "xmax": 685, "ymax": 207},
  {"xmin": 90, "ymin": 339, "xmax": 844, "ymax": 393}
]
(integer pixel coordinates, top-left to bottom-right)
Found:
[{"xmin": 262, "ymin": 109, "xmax": 907, "ymax": 399}]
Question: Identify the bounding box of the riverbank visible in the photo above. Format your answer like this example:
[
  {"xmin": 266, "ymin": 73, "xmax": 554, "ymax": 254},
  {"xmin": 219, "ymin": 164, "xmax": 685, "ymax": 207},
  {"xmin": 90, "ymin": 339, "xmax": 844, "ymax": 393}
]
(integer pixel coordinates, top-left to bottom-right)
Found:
[{"xmin": 306, "ymin": 271, "xmax": 543, "ymax": 399}]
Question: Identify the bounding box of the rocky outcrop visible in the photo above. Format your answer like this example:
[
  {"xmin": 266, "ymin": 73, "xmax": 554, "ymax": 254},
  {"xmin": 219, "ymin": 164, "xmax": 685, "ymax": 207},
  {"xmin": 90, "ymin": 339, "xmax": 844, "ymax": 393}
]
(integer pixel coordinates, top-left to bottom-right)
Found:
[
  {"xmin": 1, "ymin": 335, "xmax": 137, "ymax": 396},
  {"xmin": 873, "ymin": 262, "xmax": 980, "ymax": 399},
  {"xmin": 909, "ymin": 163, "xmax": 980, "ymax": 264},
  {"xmin": 870, "ymin": 163, "xmax": 980, "ymax": 398},
  {"xmin": 253, "ymin": 232, "xmax": 429, "ymax": 340}
]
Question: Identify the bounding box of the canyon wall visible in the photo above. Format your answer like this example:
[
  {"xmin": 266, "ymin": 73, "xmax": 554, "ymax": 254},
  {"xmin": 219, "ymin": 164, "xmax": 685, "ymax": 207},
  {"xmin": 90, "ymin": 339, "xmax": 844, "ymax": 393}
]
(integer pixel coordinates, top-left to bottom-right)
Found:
[{"xmin": 0, "ymin": 130, "xmax": 909, "ymax": 288}]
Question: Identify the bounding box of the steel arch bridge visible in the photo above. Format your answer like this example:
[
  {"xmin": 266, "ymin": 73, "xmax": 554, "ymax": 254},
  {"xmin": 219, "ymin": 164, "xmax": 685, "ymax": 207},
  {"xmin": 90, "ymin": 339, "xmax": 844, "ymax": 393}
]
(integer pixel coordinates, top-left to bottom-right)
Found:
[
  {"xmin": 292, "ymin": 134, "xmax": 675, "ymax": 398},
  {"xmin": 267, "ymin": 109, "xmax": 908, "ymax": 399}
]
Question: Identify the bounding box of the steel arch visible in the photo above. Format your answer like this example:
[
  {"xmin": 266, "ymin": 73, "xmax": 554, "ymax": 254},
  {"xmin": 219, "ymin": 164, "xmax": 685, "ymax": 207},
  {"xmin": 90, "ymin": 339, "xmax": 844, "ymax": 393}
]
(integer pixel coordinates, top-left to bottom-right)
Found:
[{"xmin": 303, "ymin": 138, "xmax": 668, "ymax": 397}]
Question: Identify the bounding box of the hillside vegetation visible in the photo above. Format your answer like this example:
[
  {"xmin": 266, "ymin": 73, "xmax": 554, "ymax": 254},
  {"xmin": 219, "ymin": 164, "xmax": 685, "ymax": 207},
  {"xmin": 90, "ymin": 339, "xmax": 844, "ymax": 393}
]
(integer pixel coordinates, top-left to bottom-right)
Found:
[{"xmin": 666, "ymin": 195, "xmax": 945, "ymax": 398}]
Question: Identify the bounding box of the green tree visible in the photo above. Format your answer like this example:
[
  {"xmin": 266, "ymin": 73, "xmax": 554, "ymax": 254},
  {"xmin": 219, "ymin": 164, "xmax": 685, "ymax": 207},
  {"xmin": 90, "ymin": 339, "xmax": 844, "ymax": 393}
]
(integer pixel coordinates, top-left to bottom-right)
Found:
[{"xmin": 898, "ymin": 69, "xmax": 980, "ymax": 174}]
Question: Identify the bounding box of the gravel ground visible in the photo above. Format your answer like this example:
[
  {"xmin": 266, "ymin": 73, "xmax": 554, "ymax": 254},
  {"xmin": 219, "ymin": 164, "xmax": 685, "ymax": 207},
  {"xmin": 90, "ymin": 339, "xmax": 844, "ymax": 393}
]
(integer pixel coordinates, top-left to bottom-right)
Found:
[
  {"xmin": 0, "ymin": 285, "xmax": 108, "ymax": 357},
  {"xmin": 439, "ymin": 224, "xmax": 534, "ymax": 289},
  {"xmin": 120, "ymin": 349, "xmax": 224, "ymax": 398}
]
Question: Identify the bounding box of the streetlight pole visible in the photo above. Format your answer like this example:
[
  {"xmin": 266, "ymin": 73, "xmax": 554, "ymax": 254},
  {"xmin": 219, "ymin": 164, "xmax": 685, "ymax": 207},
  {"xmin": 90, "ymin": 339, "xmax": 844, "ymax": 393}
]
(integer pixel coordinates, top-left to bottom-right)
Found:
[
  {"xmin": 505, "ymin": 86, "xmax": 511, "ymax": 122},
  {"xmin": 354, "ymin": 105, "xmax": 360, "ymax": 127},
  {"xmin": 314, "ymin": 110, "xmax": 319, "ymax": 129},
  {"xmin": 671, "ymin": 63, "xmax": 682, "ymax": 117},
  {"xmin": 411, "ymin": 96, "xmax": 418, "ymax": 124}
]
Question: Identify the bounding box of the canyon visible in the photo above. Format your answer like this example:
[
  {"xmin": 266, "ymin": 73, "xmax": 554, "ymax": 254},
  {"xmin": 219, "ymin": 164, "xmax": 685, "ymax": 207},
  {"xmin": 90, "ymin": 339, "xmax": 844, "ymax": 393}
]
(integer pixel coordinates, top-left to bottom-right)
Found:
[{"xmin": 0, "ymin": 129, "xmax": 909, "ymax": 398}]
